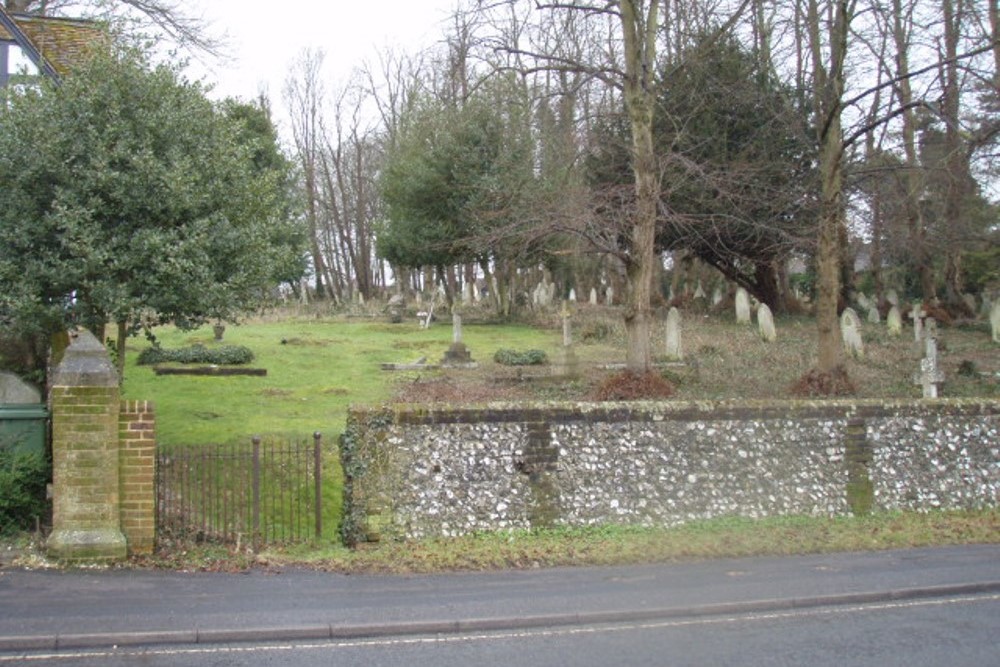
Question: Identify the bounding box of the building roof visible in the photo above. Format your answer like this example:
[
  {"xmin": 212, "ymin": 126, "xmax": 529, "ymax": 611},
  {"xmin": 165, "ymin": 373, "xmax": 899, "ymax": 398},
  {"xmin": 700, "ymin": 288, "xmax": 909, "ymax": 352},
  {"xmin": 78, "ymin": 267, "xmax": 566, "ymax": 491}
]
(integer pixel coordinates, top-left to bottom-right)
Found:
[{"xmin": 0, "ymin": 9, "xmax": 106, "ymax": 78}]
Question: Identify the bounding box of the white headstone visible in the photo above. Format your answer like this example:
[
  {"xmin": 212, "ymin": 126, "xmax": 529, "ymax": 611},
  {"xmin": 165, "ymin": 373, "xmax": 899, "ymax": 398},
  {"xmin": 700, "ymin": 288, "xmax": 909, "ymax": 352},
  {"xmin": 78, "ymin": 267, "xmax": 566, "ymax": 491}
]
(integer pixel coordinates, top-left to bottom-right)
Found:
[
  {"xmin": 867, "ymin": 305, "xmax": 880, "ymax": 324},
  {"xmin": 735, "ymin": 287, "xmax": 752, "ymax": 324},
  {"xmin": 991, "ymin": 301, "xmax": 1000, "ymax": 344},
  {"xmin": 911, "ymin": 303, "xmax": 926, "ymax": 342},
  {"xmin": 665, "ymin": 307, "xmax": 682, "ymax": 360},
  {"xmin": 855, "ymin": 292, "xmax": 870, "ymax": 311},
  {"xmin": 606, "ymin": 286, "xmax": 614, "ymax": 306},
  {"xmin": 569, "ymin": 288, "xmax": 577, "ymax": 302},
  {"xmin": 756, "ymin": 303, "xmax": 776, "ymax": 342},
  {"xmin": 712, "ymin": 286, "xmax": 723, "ymax": 306},
  {"xmin": 589, "ymin": 287, "xmax": 598, "ymax": 305},
  {"xmin": 887, "ymin": 306, "xmax": 902, "ymax": 336},
  {"xmin": 840, "ymin": 308, "xmax": 864, "ymax": 359},
  {"xmin": 694, "ymin": 281, "xmax": 706, "ymax": 299},
  {"xmin": 962, "ymin": 293, "xmax": 976, "ymax": 314},
  {"xmin": 886, "ymin": 289, "xmax": 899, "ymax": 306}
]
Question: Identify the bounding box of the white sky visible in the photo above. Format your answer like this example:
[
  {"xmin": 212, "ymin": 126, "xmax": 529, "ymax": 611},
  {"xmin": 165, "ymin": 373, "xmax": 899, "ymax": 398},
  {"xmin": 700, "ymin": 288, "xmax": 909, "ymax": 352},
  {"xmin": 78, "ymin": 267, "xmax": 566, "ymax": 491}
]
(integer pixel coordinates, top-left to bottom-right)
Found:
[{"xmin": 187, "ymin": 1, "xmax": 458, "ymax": 103}]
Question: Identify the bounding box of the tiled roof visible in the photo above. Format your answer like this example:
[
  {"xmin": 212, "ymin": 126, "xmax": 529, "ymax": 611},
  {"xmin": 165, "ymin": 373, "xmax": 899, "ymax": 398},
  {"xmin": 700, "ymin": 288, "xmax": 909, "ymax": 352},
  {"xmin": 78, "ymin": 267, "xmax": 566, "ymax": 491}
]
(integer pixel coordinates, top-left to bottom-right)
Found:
[{"xmin": 0, "ymin": 12, "xmax": 107, "ymax": 75}]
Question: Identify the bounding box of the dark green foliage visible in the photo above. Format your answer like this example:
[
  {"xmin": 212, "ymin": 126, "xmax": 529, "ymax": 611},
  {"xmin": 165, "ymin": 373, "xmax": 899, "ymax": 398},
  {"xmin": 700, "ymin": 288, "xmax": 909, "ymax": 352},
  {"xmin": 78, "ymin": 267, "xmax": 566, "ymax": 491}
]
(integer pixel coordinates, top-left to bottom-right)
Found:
[
  {"xmin": 0, "ymin": 46, "xmax": 305, "ymax": 354},
  {"xmin": 136, "ymin": 344, "xmax": 255, "ymax": 366},
  {"xmin": 493, "ymin": 348, "xmax": 548, "ymax": 366},
  {"xmin": 0, "ymin": 447, "xmax": 49, "ymax": 535}
]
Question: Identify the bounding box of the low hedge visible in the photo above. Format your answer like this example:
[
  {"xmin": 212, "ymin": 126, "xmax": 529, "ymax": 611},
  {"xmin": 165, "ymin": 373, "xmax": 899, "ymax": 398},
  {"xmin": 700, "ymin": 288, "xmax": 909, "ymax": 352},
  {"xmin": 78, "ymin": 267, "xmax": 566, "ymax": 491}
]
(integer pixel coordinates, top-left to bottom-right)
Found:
[
  {"xmin": 137, "ymin": 344, "xmax": 255, "ymax": 366},
  {"xmin": 493, "ymin": 348, "xmax": 548, "ymax": 366}
]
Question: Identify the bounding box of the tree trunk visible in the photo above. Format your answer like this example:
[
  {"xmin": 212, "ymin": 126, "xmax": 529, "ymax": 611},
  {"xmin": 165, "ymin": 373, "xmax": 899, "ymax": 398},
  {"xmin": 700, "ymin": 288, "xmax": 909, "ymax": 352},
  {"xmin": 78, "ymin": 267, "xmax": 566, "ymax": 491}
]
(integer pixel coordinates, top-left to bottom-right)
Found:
[
  {"xmin": 809, "ymin": 0, "xmax": 850, "ymax": 374},
  {"xmin": 620, "ymin": 0, "xmax": 660, "ymax": 373}
]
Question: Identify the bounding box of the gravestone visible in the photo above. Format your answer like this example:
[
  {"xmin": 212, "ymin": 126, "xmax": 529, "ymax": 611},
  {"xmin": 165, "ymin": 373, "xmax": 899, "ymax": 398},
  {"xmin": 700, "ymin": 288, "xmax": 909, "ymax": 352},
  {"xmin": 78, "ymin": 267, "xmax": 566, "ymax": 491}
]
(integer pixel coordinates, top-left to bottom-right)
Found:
[
  {"xmin": 554, "ymin": 302, "xmax": 579, "ymax": 377},
  {"xmin": 693, "ymin": 281, "xmax": 706, "ymax": 299},
  {"xmin": 756, "ymin": 303, "xmax": 777, "ymax": 342},
  {"xmin": 855, "ymin": 292, "xmax": 870, "ymax": 311},
  {"xmin": 840, "ymin": 307, "xmax": 864, "ymax": 359},
  {"xmin": 589, "ymin": 287, "xmax": 598, "ymax": 305},
  {"xmin": 463, "ymin": 282, "xmax": 474, "ymax": 304},
  {"xmin": 887, "ymin": 306, "xmax": 902, "ymax": 336},
  {"xmin": 665, "ymin": 307, "xmax": 682, "ymax": 360},
  {"xmin": 867, "ymin": 305, "xmax": 880, "ymax": 324},
  {"xmin": 712, "ymin": 285, "xmax": 723, "ymax": 306},
  {"xmin": 991, "ymin": 301, "xmax": 1000, "ymax": 344},
  {"xmin": 605, "ymin": 285, "xmax": 614, "ymax": 306},
  {"xmin": 387, "ymin": 293, "xmax": 405, "ymax": 324},
  {"xmin": 886, "ymin": 289, "xmax": 899, "ymax": 306},
  {"xmin": 0, "ymin": 371, "xmax": 41, "ymax": 404},
  {"xmin": 910, "ymin": 303, "xmax": 927, "ymax": 342},
  {"xmin": 569, "ymin": 288, "xmax": 577, "ymax": 302},
  {"xmin": 441, "ymin": 311, "xmax": 474, "ymax": 366},
  {"xmin": 735, "ymin": 287, "xmax": 752, "ymax": 324},
  {"xmin": 914, "ymin": 321, "xmax": 945, "ymax": 398},
  {"xmin": 962, "ymin": 293, "xmax": 976, "ymax": 314}
]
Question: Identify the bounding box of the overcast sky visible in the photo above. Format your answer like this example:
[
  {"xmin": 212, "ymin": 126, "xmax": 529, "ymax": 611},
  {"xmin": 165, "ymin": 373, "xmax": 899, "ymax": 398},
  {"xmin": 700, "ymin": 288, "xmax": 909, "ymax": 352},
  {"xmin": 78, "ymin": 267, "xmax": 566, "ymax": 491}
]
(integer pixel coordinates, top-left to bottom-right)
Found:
[{"xmin": 187, "ymin": 0, "xmax": 458, "ymax": 103}]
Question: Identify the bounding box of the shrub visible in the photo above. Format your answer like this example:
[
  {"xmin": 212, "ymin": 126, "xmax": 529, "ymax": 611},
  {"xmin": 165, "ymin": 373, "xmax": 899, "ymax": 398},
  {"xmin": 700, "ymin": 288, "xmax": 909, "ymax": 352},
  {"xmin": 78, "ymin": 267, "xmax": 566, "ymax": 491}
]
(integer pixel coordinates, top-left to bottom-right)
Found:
[
  {"xmin": 137, "ymin": 344, "xmax": 255, "ymax": 366},
  {"xmin": 493, "ymin": 348, "xmax": 548, "ymax": 366},
  {"xmin": 0, "ymin": 447, "xmax": 49, "ymax": 535},
  {"xmin": 789, "ymin": 365, "xmax": 856, "ymax": 397}
]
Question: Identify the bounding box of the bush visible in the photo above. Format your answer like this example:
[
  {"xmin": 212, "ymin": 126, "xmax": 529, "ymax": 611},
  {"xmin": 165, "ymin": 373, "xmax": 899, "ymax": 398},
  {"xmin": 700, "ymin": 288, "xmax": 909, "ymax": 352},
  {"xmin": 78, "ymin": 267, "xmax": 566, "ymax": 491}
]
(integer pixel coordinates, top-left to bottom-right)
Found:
[
  {"xmin": 493, "ymin": 348, "xmax": 548, "ymax": 366},
  {"xmin": 0, "ymin": 447, "xmax": 49, "ymax": 535},
  {"xmin": 137, "ymin": 344, "xmax": 255, "ymax": 366},
  {"xmin": 592, "ymin": 371, "xmax": 675, "ymax": 400}
]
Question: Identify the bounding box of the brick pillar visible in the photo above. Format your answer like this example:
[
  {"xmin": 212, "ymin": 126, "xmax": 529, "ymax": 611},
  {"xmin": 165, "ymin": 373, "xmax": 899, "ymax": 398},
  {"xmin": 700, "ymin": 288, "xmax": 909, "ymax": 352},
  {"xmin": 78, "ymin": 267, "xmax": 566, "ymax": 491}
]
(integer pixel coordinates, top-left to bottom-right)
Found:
[
  {"xmin": 119, "ymin": 400, "xmax": 155, "ymax": 555},
  {"xmin": 46, "ymin": 330, "xmax": 127, "ymax": 562}
]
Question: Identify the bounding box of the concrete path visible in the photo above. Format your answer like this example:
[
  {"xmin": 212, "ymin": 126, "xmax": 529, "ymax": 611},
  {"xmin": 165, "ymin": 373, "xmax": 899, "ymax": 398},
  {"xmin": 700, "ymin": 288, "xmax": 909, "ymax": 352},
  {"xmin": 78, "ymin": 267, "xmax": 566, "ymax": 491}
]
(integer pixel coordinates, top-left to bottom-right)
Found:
[{"xmin": 1, "ymin": 544, "xmax": 998, "ymax": 652}]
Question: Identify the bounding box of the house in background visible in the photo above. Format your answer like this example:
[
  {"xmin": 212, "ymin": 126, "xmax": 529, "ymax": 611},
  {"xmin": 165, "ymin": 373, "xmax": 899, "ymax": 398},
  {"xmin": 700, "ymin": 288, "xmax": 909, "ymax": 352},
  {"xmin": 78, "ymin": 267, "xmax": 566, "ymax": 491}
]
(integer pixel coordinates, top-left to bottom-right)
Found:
[{"xmin": 0, "ymin": 6, "xmax": 105, "ymax": 86}]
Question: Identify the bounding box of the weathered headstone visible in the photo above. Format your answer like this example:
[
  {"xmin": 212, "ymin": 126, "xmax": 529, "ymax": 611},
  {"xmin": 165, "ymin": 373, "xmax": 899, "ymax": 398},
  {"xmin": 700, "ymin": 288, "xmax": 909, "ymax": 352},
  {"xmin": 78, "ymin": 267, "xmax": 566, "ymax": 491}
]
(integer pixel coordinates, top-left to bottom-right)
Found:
[
  {"xmin": 0, "ymin": 371, "xmax": 41, "ymax": 404},
  {"xmin": 711, "ymin": 285, "xmax": 723, "ymax": 306},
  {"xmin": 887, "ymin": 306, "xmax": 902, "ymax": 336},
  {"xmin": 840, "ymin": 307, "xmax": 864, "ymax": 359},
  {"xmin": 886, "ymin": 289, "xmax": 899, "ymax": 306},
  {"xmin": 605, "ymin": 285, "xmax": 614, "ymax": 306},
  {"xmin": 867, "ymin": 305, "xmax": 880, "ymax": 324},
  {"xmin": 855, "ymin": 292, "xmax": 870, "ymax": 311},
  {"xmin": 991, "ymin": 301, "xmax": 1000, "ymax": 344},
  {"xmin": 693, "ymin": 281, "xmax": 706, "ymax": 299},
  {"xmin": 569, "ymin": 288, "xmax": 577, "ymax": 302},
  {"xmin": 589, "ymin": 287, "xmax": 598, "ymax": 305},
  {"xmin": 962, "ymin": 293, "xmax": 977, "ymax": 314},
  {"xmin": 441, "ymin": 311, "xmax": 474, "ymax": 366},
  {"xmin": 756, "ymin": 303, "xmax": 777, "ymax": 342},
  {"xmin": 554, "ymin": 302, "xmax": 579, "ymax": 377},
  {"xmin": 910, "ymin": 303, "xmax": 926, "ymax": 342},
  {"xmin": 914, "ymin": 322, "xmax": 945, "ymax": 398},
  {"xmin": 665, "ymin": 307, "xmax": 683, "ymax": 360},
  {"xmin": 735, "ymin": 287, "xmax": 752, "ymax": 324}
]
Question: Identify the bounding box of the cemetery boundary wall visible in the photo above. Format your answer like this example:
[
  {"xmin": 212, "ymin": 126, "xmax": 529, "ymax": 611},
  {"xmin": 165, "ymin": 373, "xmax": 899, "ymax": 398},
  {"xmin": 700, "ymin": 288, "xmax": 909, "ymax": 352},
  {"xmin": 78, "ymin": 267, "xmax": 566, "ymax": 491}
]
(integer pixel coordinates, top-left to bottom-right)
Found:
[{"xmin": 341, "ymin": 399, "xmax": 1000, "ymax": 544}]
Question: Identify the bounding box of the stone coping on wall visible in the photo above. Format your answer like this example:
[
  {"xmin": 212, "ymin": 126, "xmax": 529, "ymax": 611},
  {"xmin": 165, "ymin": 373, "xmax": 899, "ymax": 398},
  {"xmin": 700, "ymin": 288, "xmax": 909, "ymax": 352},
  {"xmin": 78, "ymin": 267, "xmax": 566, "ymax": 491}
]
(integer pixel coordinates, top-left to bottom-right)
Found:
[{"xmin": 349, "ymin": 397, "xmax": 1000, "ymax": 425}]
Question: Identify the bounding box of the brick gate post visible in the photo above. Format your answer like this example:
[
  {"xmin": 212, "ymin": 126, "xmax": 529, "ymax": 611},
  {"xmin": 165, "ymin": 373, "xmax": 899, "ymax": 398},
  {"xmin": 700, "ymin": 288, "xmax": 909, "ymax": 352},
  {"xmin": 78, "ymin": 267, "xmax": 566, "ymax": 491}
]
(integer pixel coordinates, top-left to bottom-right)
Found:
[{"xmin": 46, "ymin": 330, "xmax": 127, "ymax": 562}]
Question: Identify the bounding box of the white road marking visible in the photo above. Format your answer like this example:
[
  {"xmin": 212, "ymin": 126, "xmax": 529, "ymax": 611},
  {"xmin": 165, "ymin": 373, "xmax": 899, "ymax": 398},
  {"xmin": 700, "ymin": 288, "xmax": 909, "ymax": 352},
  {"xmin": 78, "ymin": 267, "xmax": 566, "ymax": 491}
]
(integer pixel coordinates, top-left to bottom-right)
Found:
[{"xmin": 3, "ymin": 593, "xmax": 998, "ymax": 662}]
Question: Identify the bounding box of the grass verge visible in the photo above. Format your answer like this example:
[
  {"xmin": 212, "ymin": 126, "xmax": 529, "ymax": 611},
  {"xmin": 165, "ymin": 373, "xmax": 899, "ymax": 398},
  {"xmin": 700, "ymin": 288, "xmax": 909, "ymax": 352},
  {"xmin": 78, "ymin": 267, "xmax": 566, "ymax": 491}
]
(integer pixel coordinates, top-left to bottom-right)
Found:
[{"xmin": 107, "ymin": 508, "xmax": 1000, "ymax": 574}]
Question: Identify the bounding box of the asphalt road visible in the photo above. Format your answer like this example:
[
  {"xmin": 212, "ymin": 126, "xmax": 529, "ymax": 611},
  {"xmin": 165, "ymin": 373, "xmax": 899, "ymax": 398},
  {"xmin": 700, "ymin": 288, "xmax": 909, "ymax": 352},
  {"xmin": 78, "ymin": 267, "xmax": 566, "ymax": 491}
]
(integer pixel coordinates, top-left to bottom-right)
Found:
[{"xmin": 1, "ymin": 545, "xmax": 998, "ymax": 665}]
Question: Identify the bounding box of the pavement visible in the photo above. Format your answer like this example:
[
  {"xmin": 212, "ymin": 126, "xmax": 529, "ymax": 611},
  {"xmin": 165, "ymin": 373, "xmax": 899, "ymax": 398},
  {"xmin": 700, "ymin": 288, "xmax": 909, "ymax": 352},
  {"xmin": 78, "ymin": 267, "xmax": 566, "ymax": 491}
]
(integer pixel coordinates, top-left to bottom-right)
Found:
[{"xmin": 1, "ymin": 544, "xmax": 999, "ymax": 653}]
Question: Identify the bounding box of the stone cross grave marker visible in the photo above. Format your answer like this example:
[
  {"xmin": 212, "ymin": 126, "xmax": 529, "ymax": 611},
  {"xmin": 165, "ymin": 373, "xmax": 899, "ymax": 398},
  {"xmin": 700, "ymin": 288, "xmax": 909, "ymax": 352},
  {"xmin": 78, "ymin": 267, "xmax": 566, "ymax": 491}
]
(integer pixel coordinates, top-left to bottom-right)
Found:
[
  {"xmin": 756, "ymin": 303, "xmax": 777, "ymax": 342},
  {"xmin": 735, "ymin": 287, "xmax": 752, "ymax": 324},
  {"xmin": 914, "ymin": 319, "xmax": 945, "ymax": 398},
  {"xmin": 840, "ymin": 307, "xmax": 864, "ymax": 359},
  {"xmin": 665, "ymin": 306, "xmax": 682, "ymax": 360}
]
